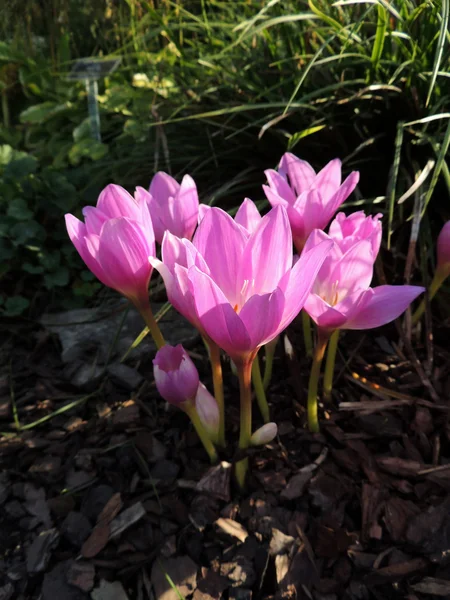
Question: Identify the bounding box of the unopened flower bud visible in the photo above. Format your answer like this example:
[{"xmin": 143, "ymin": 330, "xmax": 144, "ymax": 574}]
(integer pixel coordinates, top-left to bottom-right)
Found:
[
  {"xmin": 153, "ymin": 344, "xmax": 199, "ymax": 406},
  {"xmin": 195, "ymin": 383, "xmax": 220, "ymax": 441},
  {"xmin": 250, "ymin": 422, "xmax": 278, "ymax": 446}
]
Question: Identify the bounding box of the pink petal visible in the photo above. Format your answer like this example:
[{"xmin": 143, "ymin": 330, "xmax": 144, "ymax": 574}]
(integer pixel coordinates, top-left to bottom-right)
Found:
[
  {"xmin": 314, "ymin": 159, "xmax": 342, "ymax": 203},
  {"xmin": 325, "ymin": 170, "xmax": 360, "ymax": 217},
  {"xmin": 97, "ymin": 184, "xmax": 140, "ymax": 220},
  {"xmin": 264, "ymin": 169, "xmax": 296, "ymax": 205},
  {"xmin": 239, "ymin": 288, "xmax": 285, "ymax": 348},
  {"xmin": 304, "ymin": 294, "xmax": 348, "ymax": 329},
  {"xmin": 161, "ymin": 232, "xmax": 210, "ymax": 274},
  {"xmin": 168, "ymin": 174, "xmax": 199, "ymax": 240},
  {"xmin": 65, "ymin": 214, "xmax": 108, "ymax": 284},
  {"xmin": 344, "ymin": 285, "xmax": 425, "ymax": 330},
  {"xmin": 279, "ymin": 153, "xmax": 316, "ymax": 195},
  {"xmin": 234, "ymin": 198, "xmax": 262, "ymax": 234},
  {"xmin": 192, "ymin": 207, "xmax": 247, "ymax": 306},
  {"xmin": 135, "ymin": 186, "xmax": 165, "ymax": 244},
  {"xmin": 239, "ymin": 206, "xmax": 292, "ymax": 299},
  {"xmin": 149, "ymin": 171, "xmax": 180, "ymax": 201},
  {"xmin": 330, "ymin": 239, "xmax": 374, "ymax": 298},
  {"xmin": 278, "ymin": 239, "xmax": 334, "ymax": 328},
  {"xmin": 437, "ymin": 220, "xmax": 450, "ymax": 270},
  {"xmin": 97, "ymin": 218, "xmax": 153, "ymax": 302},
  {"xmin": 294, "ymin": 188, "xmax": 325, "ymax": 236},
  {"xmin": 82, "ymin": 206, "xmax": 109, "ymax": 236},
  {"xmin": 198, "ymin": 203, "xmax": 211, "ymax": 223},
  {"xmin": 302, "ymin": 230, "xmax": 341, "ymax": 293},
  {"xmin": 188, "ymin": 266, "xmax": 251, "ymax": 360}
]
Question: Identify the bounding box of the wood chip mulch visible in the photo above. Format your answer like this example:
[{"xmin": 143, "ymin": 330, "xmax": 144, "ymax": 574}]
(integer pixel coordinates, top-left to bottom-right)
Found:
[{"xmin": 1, "ymin": 316, "xmax": 450, "ymax": 600}]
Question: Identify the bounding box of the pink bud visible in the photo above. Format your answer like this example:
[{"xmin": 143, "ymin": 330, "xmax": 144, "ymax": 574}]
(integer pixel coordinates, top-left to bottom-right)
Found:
[
  {"xmin": 250, "ymin": 422, "xmax": 278, "ymax": 446},
  {"xmin": 195, "ymin": 383, "xmax": 220, "ymax": 439},
  {"xmin": 153, "ymin": 344, "xmax": 199, "ymax": 406},
  {"xmin": 437, "ymin": 220, "xmax": 450, "ymax": 275}
]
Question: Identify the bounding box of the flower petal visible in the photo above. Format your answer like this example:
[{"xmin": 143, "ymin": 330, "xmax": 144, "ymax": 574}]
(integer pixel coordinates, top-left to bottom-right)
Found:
[
  {"xmin": 65, "ymin": 214, "xmax": 108, "ymax": 284},
  {"xmin": 263, "ymin": 169, "xmax": 296, "ymax": 205},
  {"xmin": 279, "ymin": 239, "xmax": 333, "ymax": 328},
  {"xmin": 314, "ymin": 158, "xmax": 342, "ymax": 203},
  {"xmin": 175, "ymin": 174, "xmax": 199, "ymax": 240},
  {"xmin": 192, "ymin": 207, "xmax": 247, "ymax": 306},
  {"xmin": 344, "ymin": 285, "xmax": 425, "ymax": 330},
  {"xmin": 279, "ymin": 153, "xmax": 316, "ymax": 195},
  {"xmin": 234, "ymin": 198, "xmax": 261, "ymax": 234},
  {"xmin": 304, "ymin": 294, "xmax": 348, "ymax": 329},
  {"xmin": 82, "ymin": 206, "xmax": 109, "ymax": 236},
  {"xmin": 239, "ymin": 288, "xmax": 285, "ymax": 348},
  {"xmin": 97, "ymin": 184, "xmax": 140, "ymax": 220},
  {"xmin": 239, "ymin": 205, "xmax": 292, "ymax": 298},
  {"xmin": 136, "ymin": 186, "xmax": 165, "ymax": 244},
  {"xmin": 98, "ymin": 218, "xmax": 153, "ymax": 302},
  {"xmin": 149, "ymin": 171, "xmax": 180, "ymax": 201},
  {"xmin": 326, "ymin": 170, "xmax": 360, "ymax": 217},
  {"xmin": 330, "ymin": 239, "xmax": 374, "ymax": 298},
  {"xmin": 188, "ymin": 266, "xmax": 251, "ymax": 359}
]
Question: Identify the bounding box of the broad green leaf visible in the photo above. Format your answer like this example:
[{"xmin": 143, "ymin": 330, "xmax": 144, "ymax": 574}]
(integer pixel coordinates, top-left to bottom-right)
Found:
[{"xmin": 7, "ymin": 198, "xmax": 34, "ymax": 220}]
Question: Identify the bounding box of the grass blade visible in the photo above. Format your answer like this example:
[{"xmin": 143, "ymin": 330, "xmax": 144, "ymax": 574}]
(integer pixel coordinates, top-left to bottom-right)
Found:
[
  {"xmin": 426, "ymin": 0, "xmax": 449, "ymax": 107},
  {"xmin": 387, "ymin": 121, "xmax": 404, "ymax": 249}
]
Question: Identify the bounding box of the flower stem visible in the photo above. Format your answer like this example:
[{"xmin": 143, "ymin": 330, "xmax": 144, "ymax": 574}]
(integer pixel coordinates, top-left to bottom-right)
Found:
[
  {"xmin": 185, "ymin": 404, "xmax": 218, "ymax": 464},
  {"xmin": 412, "ymin": 268, "xmax": 447, "ymax": 326},
  {"xmin": 251, "ymin": 353, "xmax": 270, "ymax": 423},
  {"xmin": 263, "ymin": 337, "xmax": 278, "ymax": 390},
  {"xmin": 307, "ymin": 330, "xmax": 329, "ymax": 433},
  {"xmin": 323, "ymin": 329, "xmax": 339, "ymax": 403},
  {"xmin": 207, "ymin": 340, "xmax": 226, "ymax": 447},
  {"xmin": 136, "ymin": 299, "xmax": 166, "ymax": 349},
  {"xmin": 235, "ymin": 359, "xmax": 253, "ymax": 491},
  {"xmin": 301, "ymin": 310, "xmax": 313, "ymax": 357}
]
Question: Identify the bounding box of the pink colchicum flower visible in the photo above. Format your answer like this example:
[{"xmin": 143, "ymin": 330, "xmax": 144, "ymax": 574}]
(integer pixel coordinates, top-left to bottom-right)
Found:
[
  {"xmin": 195, "ymin": 383, "xmax": 220, "ymax": 440},
  {"xmin": 437, "ymin": 220, "xmax": 450, "ymax": 276},
  {"xmin": 135, "ymin": 171, "xmax": 199, "ymax": 244},
  {"xmin": 328, "ymin": 211, "xmax": 382, "ymax": 257},
  {"xmin": 153, "ymin": 344, "xmax": 199, "ymax": 406},
  {"xmin": 198, "ymin": 198, "xmax": 262, "ymax": 236},
  {"xmin": 65, "ymin": 184, "xmax": 155, "ymax": 309},
  {"xmin": 303, "ymin": 230, "xmax": 425, "ymax": 332},
  {"xmin": 263, "ymin": 153, "xmax": 360, "ymax": 252},
  {"xmin": 151, "ymin": 205, "xmax": 332, "ymax": 365}
]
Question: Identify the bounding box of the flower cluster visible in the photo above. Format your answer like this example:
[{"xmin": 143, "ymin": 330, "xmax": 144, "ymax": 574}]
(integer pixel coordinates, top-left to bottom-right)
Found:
[{"xmin": 65, "ymin": 156, "xmax": 430, "ymax": 488}]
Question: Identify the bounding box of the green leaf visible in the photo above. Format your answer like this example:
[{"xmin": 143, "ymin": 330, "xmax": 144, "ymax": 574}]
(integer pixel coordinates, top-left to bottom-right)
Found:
[
  {"xmin": 73, "ymin": 118, "xmax": 93, "ymax": 142},
  {"xmin": 68, "ymin": 138, "xmax": 109, "ymax": 165},
  {"xmin": 22, "ymin": 262, "xmax": 44, "ymax": 274},
  {"xmin": 0, "ymin": 145, "xmax": 29, "ymax": 166},
  {"xmin": 44, "ymin": 267, "xmax": 70, "ymax": 288},
  {"xmin": 7, "ymin": 198, "xmax": 34, "ymax": 221},
  {"xmin": 4, "ymin": 156, "xmax": 38, "ymax": 180},
  {"xmin": 19, "ymin": 101, "xmax": 72, "ymax": 124},
  {"xmin": 3, "ymin": 296, "xmax": 30, "ymax": 316},
  {"xmin": 10, "ymin": 221, "xmax": 46, "ymax": 245}
]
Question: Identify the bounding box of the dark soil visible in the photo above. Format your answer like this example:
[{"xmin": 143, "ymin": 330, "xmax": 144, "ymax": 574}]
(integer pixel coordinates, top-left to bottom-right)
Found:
[{"xmin": 1, "ymin": 311, "xmax": 450, "ymax": 600}]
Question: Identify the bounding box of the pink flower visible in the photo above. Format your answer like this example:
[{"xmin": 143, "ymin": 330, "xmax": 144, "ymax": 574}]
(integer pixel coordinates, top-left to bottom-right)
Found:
[
  {"xmin": 65, "ymin": 184, "xmax": 155, "ymax": 308},
  {"xmin": 328, "ymin": 210, "xmax": 382, "ymax": 256},
  {"xmin": 152, "ymin": 205, "xmax": 332, "ymax": 364},
  {"xmin": 198, "ymin": 198, "xmax": 262, "ymax": 236},
  {"xmin": 304, "ymin": 230, "xmax": 425, "ymax": 331},
  {"xmin": 263, "ymin": 153, "xmax": 359, "ymax": 252},
  {"xmin": 437, "ymin": 220, "xmax": 450, "ymax": 276},
  {"xmin": 153, "ymin": 344, "xmax": 199, "ymax": 406},
  {"xmin": 135, "ymin": 171, "xmax": 199, "ymax": 243}
]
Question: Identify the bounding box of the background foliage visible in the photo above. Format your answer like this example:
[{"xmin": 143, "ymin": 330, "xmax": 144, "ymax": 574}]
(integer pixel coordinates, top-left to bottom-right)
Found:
[{"xmin": 0, "ymin": 0, "xmax": 449, "ymax": 315}]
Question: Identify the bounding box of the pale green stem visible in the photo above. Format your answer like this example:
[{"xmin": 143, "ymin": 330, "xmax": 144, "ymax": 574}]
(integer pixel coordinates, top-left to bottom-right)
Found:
[
  {"xmin": 323, "ymin": 329, "xmax": 339, "ymax": 403},
  {"xmin": 251, "ymin": 353, "xmax": 270, "ymax": 423},
  {"xmin": 206, "ymin": 340, "xmax": 226, "ymax": 447},
  {"xmin": 301, "ymin": 310, "xmax": 313, "ymax": 357},
  {"xmin": 135, "ymin": 298, "xmax": 166, "ymax": 349},
  {"xmin": 307, "ymin": 330, "xmax": 329, "ymax": 433},
  {"xmin": 412, "ymin": 267, "xmax": 448, "ymax": 326},
  {"xmin": 185, "ymin": 404, "xmax": 218, "ymax": 464},
  {"xmin": 263, "ymin": 337, "xmax": 278, "ymax": 390},
  {"xmin": 235, "ymin": 359, "xmax": 253, "ymax": 491}
]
